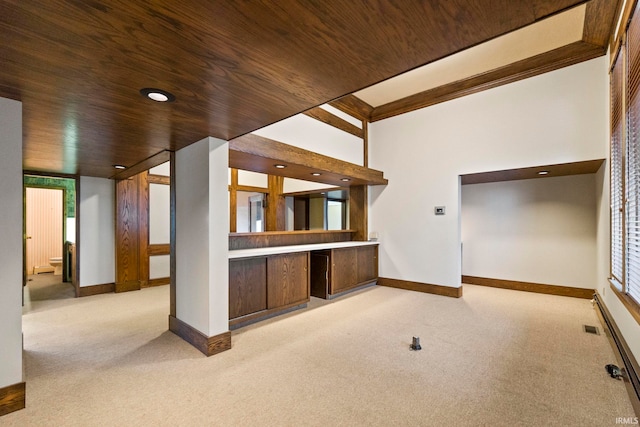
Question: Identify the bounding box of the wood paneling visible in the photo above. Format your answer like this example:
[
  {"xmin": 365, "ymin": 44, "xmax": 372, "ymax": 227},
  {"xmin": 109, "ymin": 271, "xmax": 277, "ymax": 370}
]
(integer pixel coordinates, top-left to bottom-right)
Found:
[
  {"xmin": 378, "ymin": 277, "xmax": 463, "ymax": 298},
  {"xmin": 229, "ymin": 257, "xmax": 268, "ymax": 319},
  {"xmin": 460, "ymin": 159, "xmax": 605, "ymax": 185},
  {"xmin": 462, "ymin": 276, "xmax": 594, "ymax": 299},
  {"xmin": 148, "ymin": 174, "xmax": 171, "ymax": 185},
  {"xmin": 1, "ymin": 1, "xmax": 584, "ymax": 178},
  {"xmin": 0, "ymin": 382, "xmax": 25, "ymax": 416},
  {"xmin": 370, "ymin": 41, "xmax": 605, "ymax": 122},
  {"xmin": 115, "ymin": 175, "xmax": 141, "ymax": 293},
  {"xmin": 267, "ymin": 252, "xmax": 309, "ymax": 309},
  {"xmin": 229, "ymin": 134, "xmax": 387, "ymax": 187},
  {"xmin": 169, "ymin": 315, "xmax": 231, "ymax": 357},
  {"xmin": 148, "ymin": 244, "xmax": 170, "ymax": 256},
  {"xmin": 328, "ymin": 95, "xmax": 374, "ymax": 122},
  {"xmin": 303, "ymin": 107, "xmax": 363, "ymax": 138},
  {"xmin": 78, "ymin": 283, "xmax": 116, "ymax": 297},
  {"xmin": 331, "ymin": 248, "xmax": 358, "ymax": 294},
  {"xmin": 229, "ymin": 230, "xmax": 354, "ymax": 250}
]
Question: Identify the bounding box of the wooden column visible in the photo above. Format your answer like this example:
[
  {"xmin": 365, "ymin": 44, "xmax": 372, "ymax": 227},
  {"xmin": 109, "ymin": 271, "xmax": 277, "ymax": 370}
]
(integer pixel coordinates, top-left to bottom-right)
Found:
[
  {"xmin": 349, "ymin": 185, "xmax": 368, "ymax": 241},
  {"xmin": 229, "ymin": 168, "xmax": 238, "ymax": 232},
  {"xmin": 115, "ymin": 173, "xmax": 142, "ymax": 292},
  {"xmin": 138, "ymin": 171, "xmax": 149, "ymax": 288},
  {"xmin": 266, "ymin": 175, "xmax": 285, "ymax": 231}
]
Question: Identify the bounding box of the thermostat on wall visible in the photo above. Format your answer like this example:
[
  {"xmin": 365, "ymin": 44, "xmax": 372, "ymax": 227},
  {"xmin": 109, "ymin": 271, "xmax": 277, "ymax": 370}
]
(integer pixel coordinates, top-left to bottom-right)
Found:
[{"xmin": 434, "ymin": 206, "xmax": 446, "ymax": 215}]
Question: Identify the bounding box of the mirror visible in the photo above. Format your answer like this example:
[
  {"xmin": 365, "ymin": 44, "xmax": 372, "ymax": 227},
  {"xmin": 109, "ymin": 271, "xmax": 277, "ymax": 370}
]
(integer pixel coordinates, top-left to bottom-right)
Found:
[
  {"xmin": 285, "ymin": 189, "xmax": 349, "ymax": 231},
  {"xmin": 229, "ymin": 168, "xmax": 350, "ymax": 233}
]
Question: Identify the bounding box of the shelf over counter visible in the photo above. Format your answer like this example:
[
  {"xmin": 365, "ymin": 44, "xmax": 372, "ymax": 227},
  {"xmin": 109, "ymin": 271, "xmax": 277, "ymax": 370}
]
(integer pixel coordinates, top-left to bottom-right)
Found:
[{"xmin": 229, "ymin": 240, "xmax": 379, "ymax": 259}]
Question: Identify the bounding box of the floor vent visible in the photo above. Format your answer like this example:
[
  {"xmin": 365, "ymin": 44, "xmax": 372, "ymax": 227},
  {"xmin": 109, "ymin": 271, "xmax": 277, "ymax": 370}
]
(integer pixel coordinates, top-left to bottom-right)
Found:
[{"xmin": 584, "ymin": 325, "xmax": 600, "ymax": 335}]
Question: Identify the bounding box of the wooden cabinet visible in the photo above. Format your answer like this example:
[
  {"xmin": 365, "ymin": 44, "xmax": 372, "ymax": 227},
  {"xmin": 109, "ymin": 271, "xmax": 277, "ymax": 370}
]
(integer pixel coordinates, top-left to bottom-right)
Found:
[
  {"xmin": 229, "ymin": 252, "xmax": 309, "ymax": 326},
  {"xmin": 267, "ymin": 252, "xmax": 309, "ymax": 308},
  {"xmin": 311, "ymin": 244, "xmax": 378, "ymax": 298},
  {"xmin": 331, "ymin": 247, "xmax": 358, "ymax": 294},
  {"xmin": 356, "ymin": 245, "xmax": 378, "ymax": 284},
  {"xmin": 229, "ymin": 257, "xmax": 267, "ymax": 319}
]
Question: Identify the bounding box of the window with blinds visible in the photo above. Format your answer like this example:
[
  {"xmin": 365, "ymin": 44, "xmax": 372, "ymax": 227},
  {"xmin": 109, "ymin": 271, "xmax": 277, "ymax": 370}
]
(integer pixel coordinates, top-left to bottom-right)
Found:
[
  {"xmin": 628, "ymin": 6, "xmax": 640, "ymax": 305},
  {"xmin": 611, "ymin": 1, "xmax": 640, "ymax": 309},
  {"xmin": 612, "ymin": 48, "xmax": 624, "ymax": 286}
]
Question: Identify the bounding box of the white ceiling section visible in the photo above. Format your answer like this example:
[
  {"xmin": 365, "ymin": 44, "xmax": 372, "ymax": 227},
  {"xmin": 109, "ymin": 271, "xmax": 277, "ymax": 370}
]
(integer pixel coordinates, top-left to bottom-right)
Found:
[{"xmin": 354, "ymin": 4, "xmax": 586, "ymax": 107}]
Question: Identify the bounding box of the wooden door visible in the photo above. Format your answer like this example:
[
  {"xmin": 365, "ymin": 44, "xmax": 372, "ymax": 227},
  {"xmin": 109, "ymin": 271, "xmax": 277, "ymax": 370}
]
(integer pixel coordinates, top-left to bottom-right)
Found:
[
  {"xmin": 357, "ymin": 245, "xmax": 378, "ymax": 284},
  {"xmin": 330, "ymin": 247, "xmax": 357, "ymax": 294},
  {"xmin": 267, "ymin": 252, "xmax": 309, "ymax": 308},
  {"xmin": 229, "ymin": 257, "xmax": 268, "ymax": 319}
]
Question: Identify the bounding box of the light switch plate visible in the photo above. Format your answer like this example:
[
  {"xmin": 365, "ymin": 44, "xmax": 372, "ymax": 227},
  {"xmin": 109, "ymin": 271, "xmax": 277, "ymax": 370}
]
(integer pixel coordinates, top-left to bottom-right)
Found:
[{"xmin": 435, "ymin": 206, "xmax": 445, "ymax": 215}]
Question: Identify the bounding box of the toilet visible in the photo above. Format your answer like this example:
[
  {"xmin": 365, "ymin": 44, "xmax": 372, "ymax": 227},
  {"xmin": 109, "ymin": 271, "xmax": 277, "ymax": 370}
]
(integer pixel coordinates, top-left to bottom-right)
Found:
[{"xmin": 49, "ymin": 257, "xmax": 63, "ymax": 275}]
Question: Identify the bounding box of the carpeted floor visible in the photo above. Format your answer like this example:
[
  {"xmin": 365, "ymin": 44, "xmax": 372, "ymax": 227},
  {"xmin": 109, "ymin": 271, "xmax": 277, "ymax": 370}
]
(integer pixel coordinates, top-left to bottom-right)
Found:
[{"xmin": 4, "ymin": 278, "xmax": 636, "ymax": 426}]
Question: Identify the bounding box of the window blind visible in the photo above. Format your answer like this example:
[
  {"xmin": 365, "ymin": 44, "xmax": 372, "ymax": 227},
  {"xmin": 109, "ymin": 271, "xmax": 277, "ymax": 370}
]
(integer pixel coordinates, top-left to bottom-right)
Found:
[
  {"xmin": 612, "ymin": 47, "xmax": 625, "ymax": 285},
  {"xmin": 628, "ymin": 6, "xmax": 640, "ymax": 304}
]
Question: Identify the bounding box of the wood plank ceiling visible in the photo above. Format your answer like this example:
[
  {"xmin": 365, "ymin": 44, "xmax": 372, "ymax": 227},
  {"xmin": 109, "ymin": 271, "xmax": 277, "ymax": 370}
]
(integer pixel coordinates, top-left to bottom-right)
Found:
[{"xmin": 0, "ymin": 0, "xmax": 616, "ymax": 178}]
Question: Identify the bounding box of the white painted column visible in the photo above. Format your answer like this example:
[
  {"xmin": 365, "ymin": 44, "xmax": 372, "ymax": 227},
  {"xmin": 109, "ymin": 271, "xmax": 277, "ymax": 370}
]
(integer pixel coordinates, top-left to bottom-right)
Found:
[
  {"xmin": 175, "ymin": 137, "xmax": 229, "ymax": 338},
  {"xmin": 0, "ymin": 98, "xmax": 24, "ymax": 390}
]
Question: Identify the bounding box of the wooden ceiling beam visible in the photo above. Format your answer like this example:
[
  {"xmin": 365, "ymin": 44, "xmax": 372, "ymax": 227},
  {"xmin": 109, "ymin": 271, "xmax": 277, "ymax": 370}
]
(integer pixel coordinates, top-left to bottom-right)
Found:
[
  {"xmin": 328, "ymin": 95, "xmax": 374, "ymax": 122},
  {"xmin": 369, "ymin": 41, "xmax": 604, "ymax": 122},
  {"xmin": 110, "ymin": 150, "xmax": 172, "ymax": 180},
  {"xmin": 460, "ymin": 159, "xmax": 605, "ymax": 185},
  {"xmin": 303, "ymin": 107, "xmax": 363, "ymax": 138},
  {"xmin": 229, "ymin": 133, "xmax": 387, "ymax": 186}
]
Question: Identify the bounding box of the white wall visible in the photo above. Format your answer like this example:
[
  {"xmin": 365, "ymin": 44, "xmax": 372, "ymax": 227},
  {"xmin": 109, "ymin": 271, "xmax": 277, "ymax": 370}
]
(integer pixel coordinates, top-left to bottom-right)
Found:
[
  {"xmin": 283, "ymin": 177, "xmax": 335, "ymax": 194},
  {"xmin": 149, "ymin": 183, "xmax": 170, "ymax": 245},
  {"xmin": 253, "ymin": 113, "xmax": 364, "ymax": 166},
  {"xmin": 150, "ymin": 255, "xmax": 170, "ymax": 280},
  {"xmin": 0, "ymin": 97, "xmax": 23, "ymax": 389},
  {"xmin": 237, "ymin": 170, "xmax": 268, "ymax": 188},
  {"xmin": 176, "ymin": 137, "xmax": 228, "ymax": 337},
  {"xmin": 369, "ymin": 57, "xmax": 608, "ymax": 288},
  {"xmin": 461, "ymin": 174, "xmax": 597, "ymax": 288},
  {"xmin": 79, "ymin": 177, "xmax": 115, "ymax": 287},
  {"xmin": 149, "ymin": 161, "xmax": 170, "ymax": 176}
]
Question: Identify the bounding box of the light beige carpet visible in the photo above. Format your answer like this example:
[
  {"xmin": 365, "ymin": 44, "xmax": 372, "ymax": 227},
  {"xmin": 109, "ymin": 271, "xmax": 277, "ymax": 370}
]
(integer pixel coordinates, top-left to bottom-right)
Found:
[{"xmin": 3, "ymin": 280, "xmax": 636, "ymax": 426}]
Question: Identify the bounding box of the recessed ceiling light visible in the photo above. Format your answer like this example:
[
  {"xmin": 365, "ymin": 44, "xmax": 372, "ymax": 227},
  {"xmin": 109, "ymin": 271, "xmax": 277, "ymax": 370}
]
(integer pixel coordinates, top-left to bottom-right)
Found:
[
  {"xmin": 114, "ymin": 165, "xmax": 126, "ymax": 170},
  {"xmin": 275, "ymin": 164, "xmax": 286, "ymax": 169},
  {"xmin": 311, "ymin": 172, "xmax": 322, "ymax": 176},
  {"xmin": 140, "ymin": 88, "xmax": 176, "ymax": 102},
  {"xmin": 538, "ymin": 171, "xmax": 549, "ymax": 175},
  {"xmin": 341, "ymin": 178, "xmax": 351, "ymax": 182}
]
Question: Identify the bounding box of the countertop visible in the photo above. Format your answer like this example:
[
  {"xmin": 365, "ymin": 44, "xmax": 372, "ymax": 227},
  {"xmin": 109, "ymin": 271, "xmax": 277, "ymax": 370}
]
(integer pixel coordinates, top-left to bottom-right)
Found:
[{"xmin": 229, "ymin": 240, "xmax": 379, "ymax": 259}]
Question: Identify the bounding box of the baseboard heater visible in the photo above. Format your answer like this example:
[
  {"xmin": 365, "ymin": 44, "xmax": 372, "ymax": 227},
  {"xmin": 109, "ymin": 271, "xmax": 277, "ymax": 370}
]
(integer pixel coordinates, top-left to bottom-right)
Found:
[{"xmin": 593, "ymin": 293, "xmax": 640, "ymax": 415}]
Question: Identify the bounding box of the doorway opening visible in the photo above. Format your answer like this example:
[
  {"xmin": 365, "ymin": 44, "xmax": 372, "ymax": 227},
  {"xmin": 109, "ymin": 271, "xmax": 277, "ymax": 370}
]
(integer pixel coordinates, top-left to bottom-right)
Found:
[{"xmin": 23, "ymin": 175, "xmax": 77, "ymax": 307}]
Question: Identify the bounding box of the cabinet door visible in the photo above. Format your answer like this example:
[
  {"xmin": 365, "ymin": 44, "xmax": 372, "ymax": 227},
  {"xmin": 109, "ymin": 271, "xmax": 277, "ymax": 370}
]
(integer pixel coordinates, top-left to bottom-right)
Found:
[
  {"xmin": 331, "ymin": 247, "xmax": 358, "ymax": 294},
  {"xmin": 357, "ymin": 245, "xmax": 378, "ymax": 284},
  {"xmin": 267, "ymin": 252, "xmax": 309, "ymax": 309},
  {"xmin": 229, "ymin": 257, "xmax": 267, "ymax": 319}
]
